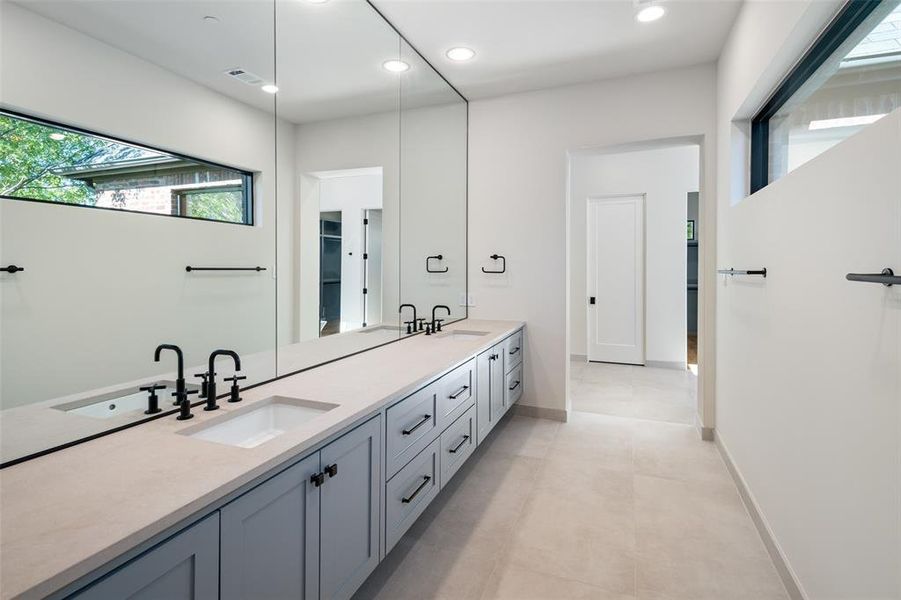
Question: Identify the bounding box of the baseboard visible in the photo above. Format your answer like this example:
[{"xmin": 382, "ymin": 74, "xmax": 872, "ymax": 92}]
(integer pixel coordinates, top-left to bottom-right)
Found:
[
  {"xmin": 695, "ymin": 415, "xmax": 715, "ymax": 441},
  {"xmin": 715, "ymin": 433, "xmax": 806, "ymax": 600},
  {"xmin": 570, "ymin": 353, "xmax": 587, "ymax": 362},
  {"xmin": 511, "ymin": 404, "xmax": 568, "ymax": 423},
  {"xmin": 645, "ymin": 360, "xmax": 687, "ymax": 370}
]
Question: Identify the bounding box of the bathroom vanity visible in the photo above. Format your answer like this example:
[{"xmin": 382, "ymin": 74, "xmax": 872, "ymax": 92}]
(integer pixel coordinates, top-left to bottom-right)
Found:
[{"xmin": 0, "ymin": 320, "xmax": 525, "ymax": 600}]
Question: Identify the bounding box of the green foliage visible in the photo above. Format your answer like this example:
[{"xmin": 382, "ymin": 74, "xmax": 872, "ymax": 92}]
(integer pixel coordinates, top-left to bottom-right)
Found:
[
  {"xmin": 185, "ymin": 189, "xmax": 245, "ymax": 223},
  {"xmin": 0, "ymin": 113, "xmax": 149, "ymax": 205}
]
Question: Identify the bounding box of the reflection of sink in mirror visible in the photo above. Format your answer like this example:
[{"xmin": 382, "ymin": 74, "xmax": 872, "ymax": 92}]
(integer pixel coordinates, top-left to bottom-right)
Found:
[
  {"xmin": 54, "ymin": 381, "xmax": 182, "ymax": 419},
  {"xmin": 436, "ymin": 330, "xmax": 490, "ymax": 340},
  {"xmin": 180, "ymin": 397, "xmax": 339, "ymax": 449},
  {"xmin": 358, "ymin": 325, "xmax": 402, "ymax": 334}
]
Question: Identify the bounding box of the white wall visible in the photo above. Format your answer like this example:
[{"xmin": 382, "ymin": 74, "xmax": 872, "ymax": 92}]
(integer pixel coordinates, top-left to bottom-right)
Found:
[
  {"xmin": 716, "ymin": 1, "xmax": 900, "ymax": 597},
  {"xmin": 468, "ymin": 64, "xmax": 717, "ymax": 418},
  {"xmin": 0, "ymin": 3, "xmax": 282, "ymax": 406},
  {"xmin": 569, "ymin": 145, "xmax": 698, "ymax": 364}
]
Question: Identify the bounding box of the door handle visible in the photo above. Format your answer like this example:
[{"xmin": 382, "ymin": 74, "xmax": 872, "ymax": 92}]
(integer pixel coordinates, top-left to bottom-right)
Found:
[
  {"xmin": 401, "ymin": 475, "xmax": 431, "ymax": 503},
  {"xmin": 402, "ymin": 414, "xmax": 431, "ymax": 435}
]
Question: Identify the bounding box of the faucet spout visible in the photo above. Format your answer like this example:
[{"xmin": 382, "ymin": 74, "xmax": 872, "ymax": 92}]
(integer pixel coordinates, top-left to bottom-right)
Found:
[
  {"xmin": 154, "ymin": 344, "xmax": 185, "ymax": 400},
  {"xmin": 206, "ymin": 350, "xmax": 241, "ymax": 411}
]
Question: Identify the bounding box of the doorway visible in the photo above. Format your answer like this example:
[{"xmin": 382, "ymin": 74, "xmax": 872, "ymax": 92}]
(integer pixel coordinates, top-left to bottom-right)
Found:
[{"xmin": 586, "ymin": 194, "xmax": 645, "ymax": 365}]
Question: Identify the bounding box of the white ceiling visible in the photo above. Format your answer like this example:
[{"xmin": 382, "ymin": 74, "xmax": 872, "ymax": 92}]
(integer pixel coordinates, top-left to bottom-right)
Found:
[
  {"xmin": 373, "ymin": 0, "xmax": 744, "ymax": 98},
  {"xmin": 19, "ymin": 0, "xmax": 742, "ymax": 122}
]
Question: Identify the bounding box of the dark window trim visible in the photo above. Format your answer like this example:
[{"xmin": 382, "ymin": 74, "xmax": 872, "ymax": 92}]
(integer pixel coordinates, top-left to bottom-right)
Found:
[
  {"xmin": 750, "ymin": 0, "xmax": 886, "ymax": 193},
  {"xmin": 0, "ymin": 107, "xmax": 256, "ymax": 226}
]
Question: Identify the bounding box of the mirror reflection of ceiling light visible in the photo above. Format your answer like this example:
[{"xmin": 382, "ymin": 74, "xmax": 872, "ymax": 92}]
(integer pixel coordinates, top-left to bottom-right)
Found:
[
  {"xmin": 636, "ymin": 3, "xmax": 665, "ymax": 22},
  {"xmin": 382, "ymin": 60, "xmax": 410, "ymax": 73},
  {"xmin": 808, "ymin": 114, "xmax": 886, "ymax": 130},
  {"xmin": 261, "ymin": 84, "xmax": 279, "ymax": 94},
  {"xmin": 49, "ymin": 132, "xmax": 66, "ymax": 141},
  {"xmin": 202, "ymin": 15, "xmax": 219, "ymax": 23},
  {"xmin": 446, "ymin": 47, "xmax": 475, "ymax": 61}
]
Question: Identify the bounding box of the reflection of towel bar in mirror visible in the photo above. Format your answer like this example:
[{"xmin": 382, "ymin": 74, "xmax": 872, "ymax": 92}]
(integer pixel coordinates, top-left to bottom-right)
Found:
[
  {"xmin": 1, "ymin": 265, "xmax": 24, "ymax": 274},
  {"xmin": 717, "ymin": 268, "xmax": 767, "ymax": 278},
  {"xmin": 846, "ymin": 267, "xmax": 898, "ymax": 287},
  {"xmin": 426, "ymin": 255, "xmax": 448, "ymax": 273},
  {"xmin": 185, "ymin": 266, "xmax": 267, "ymax": 272},
  {"xmin": 481, "ymin": 254, "xmax": 506, "ymax": 274}
]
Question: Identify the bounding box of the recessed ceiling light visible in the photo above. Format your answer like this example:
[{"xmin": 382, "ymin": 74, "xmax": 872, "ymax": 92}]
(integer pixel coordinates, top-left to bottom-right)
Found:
[
  {"xmin": 202, "ymin": 15, "xmax": 219, "ymax": 23},
  {"xmin": 446, "ymin": 47, "xmax": 475, "ymax": 62},
  {"xmin": 382, "ymin": 60, "xmax": 410, "ymax": 73},
  {"xmin": 636, "ymin": 4, "xmax": 665, "ymax": 22},
  {"xmin": 261, "ymin": 84, "xmax": 279, "ymax": 94},
  {"xmin": 49, "ymin": 132, "xmax": 65, "ymax": 141}
]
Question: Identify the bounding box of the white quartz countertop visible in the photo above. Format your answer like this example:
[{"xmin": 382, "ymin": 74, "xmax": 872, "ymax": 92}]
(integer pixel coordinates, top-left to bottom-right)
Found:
[{"xmin": 0, "ymin": 319, "xmax": 523, "ymax": 600}]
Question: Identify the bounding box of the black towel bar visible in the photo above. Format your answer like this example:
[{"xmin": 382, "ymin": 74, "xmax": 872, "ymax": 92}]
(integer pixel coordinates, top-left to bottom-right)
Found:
[
  {"xmin": 186, "ymin": 266, "xmax": 267, "ymax": 272},
  {"xmin": 1, "ymin": 265, "xmax": 24, "ymax": 274},
  {"xmin": 846, "ymin": 267, "xmax": 898, "ymax": 287},
  {"xmin": 717, "ymin": 268, "xmax": 767, "ymax": 277}
]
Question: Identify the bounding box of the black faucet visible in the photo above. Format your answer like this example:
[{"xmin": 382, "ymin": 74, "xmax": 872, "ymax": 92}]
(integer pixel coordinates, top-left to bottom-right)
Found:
[
  {"xmin": 154, "ymin": 344, "xmax": 186, "ymax": 406},
  {"xmin": 399, "ymin": 304, "xmax": 417, "ymax": 334},
  {"xmin": 205, "ymin": 350, "xmax": 242, "ymax": 411},
  {"xmin": 139, "ymin": 383, "xmax": 166, "ymax": 415},
  {"xmin": 431, "ymin": 305, "xmax": 451, "ymax": 332},
  {"xmin": 173, "ymin": 388, "xmax": 199, "ymax": 420}
]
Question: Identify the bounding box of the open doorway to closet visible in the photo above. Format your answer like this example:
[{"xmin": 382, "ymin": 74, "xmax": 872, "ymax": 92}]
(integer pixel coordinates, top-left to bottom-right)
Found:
[{"xmin": 569, "ymin": 142, "xmax": 701, "ymax": 425}]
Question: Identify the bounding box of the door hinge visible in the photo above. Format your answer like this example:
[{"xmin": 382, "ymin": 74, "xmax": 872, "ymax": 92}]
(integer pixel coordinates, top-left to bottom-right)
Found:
[
  {"xmin": 363, "ymin": 253, "xmax": 368, "ymax": 260},
  {"xmin": 363, "ymin": 218, "xmax": 369, "ymax": 225},
  {"xmin": 363, "ymin": 288, "xmax": 368, "ymax": 294}
]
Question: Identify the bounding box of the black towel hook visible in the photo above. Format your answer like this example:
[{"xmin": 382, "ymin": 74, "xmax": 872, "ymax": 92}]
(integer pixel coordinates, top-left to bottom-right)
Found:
[{"xmin": 481, "ymin": 254, "xmax": 506, "ymax": 274}]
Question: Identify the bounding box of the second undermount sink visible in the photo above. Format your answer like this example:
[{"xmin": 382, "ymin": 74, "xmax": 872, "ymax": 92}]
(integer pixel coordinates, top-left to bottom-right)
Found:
[
  {"xmin": 436, "ymin": 329, "xmax": 490, "ymax": 340},
  {"xmin": 180, "ymin": 396, "xmax": 339, "ymax": 448}
]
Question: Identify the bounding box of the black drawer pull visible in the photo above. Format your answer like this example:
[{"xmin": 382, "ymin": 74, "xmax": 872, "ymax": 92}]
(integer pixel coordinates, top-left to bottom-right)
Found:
[
  {"xmin": 448, "ymin": 435, "xmax": 470, "ymax": 454},
  {"xmin": 401, "ymin": 475, "xmax": 431, "ymax": 503},
  {"xmin": 449, "ymin": 385, "xmax": 469, "ymax": 399},
  {"xmin": 509, "ymin": 381, "xmax": 521, "ymax": 391},
  {"xmin": 509, "ymin": 347, "xmax": 520, "ymax": 355},
  {"xmin": 402, "ymin": 414, "xmax": 431, "ymax": 435}
]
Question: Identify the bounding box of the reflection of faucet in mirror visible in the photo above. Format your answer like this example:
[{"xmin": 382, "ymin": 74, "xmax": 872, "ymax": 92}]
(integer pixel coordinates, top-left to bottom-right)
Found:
[
  {"xmin": 431, "ymin": 305, "xmax": 451, "ymax": 332},
  {"xmin": 154, "ymin": 344, "xmax": 185, "ymax": 407},
  {"xmin": 205, "ymin": 350, "xmax": 242, "ymax": 412},
  {"xmin": 399, "ymin": 304, "xmax": 418, "ymax": 335}
]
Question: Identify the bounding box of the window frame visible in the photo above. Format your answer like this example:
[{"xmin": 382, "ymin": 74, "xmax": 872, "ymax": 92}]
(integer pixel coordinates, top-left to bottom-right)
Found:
[
  {"xmin": 750, "ymin": 0, "xmax": 887, "ymax": 193},
  {"xmin": 0, "ymin": 108, "xmax": 255, "ymax": 226}
]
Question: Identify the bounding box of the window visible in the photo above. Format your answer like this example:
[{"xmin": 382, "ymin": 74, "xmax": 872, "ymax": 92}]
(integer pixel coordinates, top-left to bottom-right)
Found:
[
  {"xmin": 751, "ymin": 0, "xmax": 901, "ymax": 191},
  {"xmin": 0, "ymin": 109, "xmax": 253, "ymax": 224}
]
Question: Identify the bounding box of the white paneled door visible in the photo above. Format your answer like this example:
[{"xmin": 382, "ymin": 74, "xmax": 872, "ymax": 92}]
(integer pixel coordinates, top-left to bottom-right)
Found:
[{"xmin": 587, "ymin": 194, "xmax": 645, "ymax": 365}]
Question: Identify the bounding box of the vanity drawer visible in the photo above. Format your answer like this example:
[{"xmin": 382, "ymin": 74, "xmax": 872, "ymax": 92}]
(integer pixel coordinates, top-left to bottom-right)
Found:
[
  {"xmin": 440, "ymin": 405, "xmax": 476, "ymax": 486},
  {"xmin": 385, "ymin": 438, "xmax": 440, "ymax": 553},
  {"xmin": 504, "ymin": 330, "xmax": 523, "ymax": 372},
  {"xmin": 386, "ymin": 383, "xmax": 438, "ymax": 478},
  {"xmin": 436, "ymin": 359, "xmax": 475, "ymax": 429},
  {"xmin": 505, "ymin": 363, "xmax": 523, "ymax": 407}
]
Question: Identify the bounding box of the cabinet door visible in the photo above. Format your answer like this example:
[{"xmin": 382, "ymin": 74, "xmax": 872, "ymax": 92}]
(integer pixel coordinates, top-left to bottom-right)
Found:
[
  {"xmin": 476, "ymin": 349, "xmax": 492, "ymax": 444},
  {"xmin": 489, "ymin": 343, "xmax": 506, "ymax": 419},
  {"xmin": 319, "ymin": 416, "xmax": 381, "ymax": 600},
  {"xmin": 221, "ymin": 453, "xmax": 320, "ymax": 600},
  {"xmin": 74, "ymin": 513, "xmax": 219, "ymax": 600}
]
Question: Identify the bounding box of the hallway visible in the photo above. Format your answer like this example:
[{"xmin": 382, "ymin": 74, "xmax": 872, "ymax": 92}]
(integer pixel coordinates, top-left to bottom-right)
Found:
[{"xmin": 355, "ymin": 375, "xmax": 787, "ymax": 600}]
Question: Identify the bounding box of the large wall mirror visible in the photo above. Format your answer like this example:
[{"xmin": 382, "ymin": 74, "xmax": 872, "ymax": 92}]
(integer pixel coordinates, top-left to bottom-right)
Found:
[{"xmin": 0, "ymin": 0, "xmax": 467, "ymax": 466}]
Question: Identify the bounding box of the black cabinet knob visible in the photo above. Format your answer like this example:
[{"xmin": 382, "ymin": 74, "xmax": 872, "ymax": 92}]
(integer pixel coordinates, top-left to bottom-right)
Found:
[{"xmin": 325, "ymin": 464, "xmax": 338, "ymax": 478}]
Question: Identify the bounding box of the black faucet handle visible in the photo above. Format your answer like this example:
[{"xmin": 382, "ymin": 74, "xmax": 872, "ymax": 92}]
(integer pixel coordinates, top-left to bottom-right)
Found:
[
  {"xmin": 435, "ymin": 319, "xmax": 445, "ymax": 332},
  {"xmin": 139, "ymin": 383, "xmax": 166, "ymax": 393},
  {"xmin": 173, "ymin": 388, "xmax": 198, "ymax": 420},
  {"xmin": 224, "ymin": 374, "xmax": 247, "ymax": 383},
  {"xmin": 404, "ymin": 320, "xmax": 414, "ymax": 334},
  {"xmin": 172, "ymin": 388, "xmax": 199, "ymax": 398},
  {"xmin": 194, "ymin": 371, "xmax": 217, "ymax": 381}
]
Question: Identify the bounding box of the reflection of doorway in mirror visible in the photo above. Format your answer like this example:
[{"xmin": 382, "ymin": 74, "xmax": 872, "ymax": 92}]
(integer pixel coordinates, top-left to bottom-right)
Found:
[{"xmin": 313, "ymin": 168, "xmax": 384, "ymax": 337}]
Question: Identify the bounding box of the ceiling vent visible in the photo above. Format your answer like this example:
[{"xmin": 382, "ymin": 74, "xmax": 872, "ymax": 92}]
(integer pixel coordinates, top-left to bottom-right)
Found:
[{"xmin": 224, "ymin": 67, "xmax": 264, "ymax": 86}]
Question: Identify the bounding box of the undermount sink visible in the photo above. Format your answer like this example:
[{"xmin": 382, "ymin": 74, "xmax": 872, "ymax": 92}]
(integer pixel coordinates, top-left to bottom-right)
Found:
[
  {"xmin": 436, "ymin": 330, "xmax": 490, "ymax": 340},
  {"xmin": 54, "ymin": 381, "xmax": 184, "ymax": 419},
  {"xmin": 179, "ymin": 396, "xmax": 338, "ymax": 448}
]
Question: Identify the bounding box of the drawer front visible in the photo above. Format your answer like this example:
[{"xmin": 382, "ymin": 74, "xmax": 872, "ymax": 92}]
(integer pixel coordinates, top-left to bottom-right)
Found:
[
  {"xmin": 440, "ymin": 405, "xmax": 476, "ymax": 487},
  {"xmin": 385, "ymin": 438, "xmax": 440, "ymax": 553},
  {"xmin": 436, "ymin": 359, "xmax": 475, "ymax": 429},
  {"xmin": 386, "ymin": 383, "xmax": 438, "ymax": 478},
  {"xmin": 504, "ymin": 330, "xmax": 523, "ymax": 373},
  {"xmin": 505, "ymin": 363, "xmax": 523, "ymax": 407}
]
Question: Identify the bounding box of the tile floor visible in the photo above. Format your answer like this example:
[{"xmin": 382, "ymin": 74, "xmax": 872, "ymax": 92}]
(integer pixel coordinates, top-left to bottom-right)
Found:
[{"xmin": 354, "ymin": 364, "xmax": 787, "ymax": 600}]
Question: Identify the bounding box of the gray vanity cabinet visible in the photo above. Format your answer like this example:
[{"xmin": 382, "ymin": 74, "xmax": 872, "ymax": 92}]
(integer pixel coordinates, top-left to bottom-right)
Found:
[
  {"xmin": 476, "ymin": 342, "xmax": 507, "ymax": 444},
  {"xmin": 73, "ymin": 513, "xmax": 219, "ymax": 600},
  {"xmin": 220, "ymin": 453, "xmax": 320, "ymax": 600},
  {"xmin": 318, "ymin": 416, "xmax": 381, "ymax": 600},
  {"xmin": 220, "ymin": 416, "xmax": 380, "ymax": 600}
]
